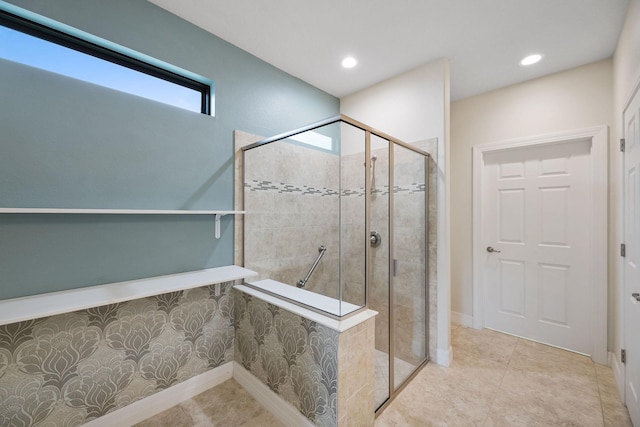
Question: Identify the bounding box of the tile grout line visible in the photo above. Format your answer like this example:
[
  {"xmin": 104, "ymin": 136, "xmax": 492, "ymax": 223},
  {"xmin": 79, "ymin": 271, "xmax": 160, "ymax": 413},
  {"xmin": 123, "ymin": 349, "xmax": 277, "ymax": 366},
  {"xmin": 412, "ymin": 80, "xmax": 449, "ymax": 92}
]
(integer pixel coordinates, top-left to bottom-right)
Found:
[{"xmin": 480, "ymin": 336, "xmax": 520, "ymax": 427}]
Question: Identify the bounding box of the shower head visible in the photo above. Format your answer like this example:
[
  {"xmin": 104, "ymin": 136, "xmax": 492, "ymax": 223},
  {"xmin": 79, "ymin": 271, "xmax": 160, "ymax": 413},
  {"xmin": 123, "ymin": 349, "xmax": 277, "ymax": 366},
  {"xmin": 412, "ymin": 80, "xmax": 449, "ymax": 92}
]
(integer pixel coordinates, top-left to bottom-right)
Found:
[{"xmin": 364, "ymin": 155, "xmax": 379, "ymax": 168}]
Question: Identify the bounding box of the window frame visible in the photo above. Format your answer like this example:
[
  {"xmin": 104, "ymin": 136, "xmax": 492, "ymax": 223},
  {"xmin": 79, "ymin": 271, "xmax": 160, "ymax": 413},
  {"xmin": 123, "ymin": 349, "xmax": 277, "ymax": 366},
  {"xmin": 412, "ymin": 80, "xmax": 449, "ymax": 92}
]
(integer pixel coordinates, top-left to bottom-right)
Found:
[{"xmin": 0, "ymin": 9, "xmax": 212, "ymax": 115}]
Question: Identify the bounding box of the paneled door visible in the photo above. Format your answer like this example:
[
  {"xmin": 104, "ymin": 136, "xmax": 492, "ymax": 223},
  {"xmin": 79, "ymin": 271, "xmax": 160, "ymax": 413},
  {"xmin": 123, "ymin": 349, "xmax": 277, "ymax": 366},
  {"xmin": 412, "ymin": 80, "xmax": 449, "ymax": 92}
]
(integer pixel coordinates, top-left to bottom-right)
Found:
[
  {"xmin": 481, "ymin": 140, "xmax": 594, "ymax": 354},
  {"xmin": 623, "ymin": 86, "xmax": 640, "ymax": 426}
]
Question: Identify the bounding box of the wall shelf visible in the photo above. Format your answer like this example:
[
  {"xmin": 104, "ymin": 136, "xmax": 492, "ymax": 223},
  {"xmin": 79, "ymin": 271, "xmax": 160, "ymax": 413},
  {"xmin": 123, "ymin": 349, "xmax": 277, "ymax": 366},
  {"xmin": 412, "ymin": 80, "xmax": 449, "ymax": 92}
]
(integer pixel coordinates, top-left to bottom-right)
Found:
[
  {"xmin": 0, "ymin": 208, "xmax": 245, "ymax": 239},
  {"xmin": 0, "ymin": 265, "xmax": 258, "ymax": 326}
]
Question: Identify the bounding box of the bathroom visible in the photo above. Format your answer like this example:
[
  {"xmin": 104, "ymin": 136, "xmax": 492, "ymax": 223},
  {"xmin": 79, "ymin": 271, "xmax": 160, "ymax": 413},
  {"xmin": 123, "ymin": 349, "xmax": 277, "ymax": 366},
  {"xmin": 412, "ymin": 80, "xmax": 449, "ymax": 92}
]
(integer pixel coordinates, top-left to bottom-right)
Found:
[{"xmin": 0, "ymin": 0, "xmax": 448, "ymax": 426}]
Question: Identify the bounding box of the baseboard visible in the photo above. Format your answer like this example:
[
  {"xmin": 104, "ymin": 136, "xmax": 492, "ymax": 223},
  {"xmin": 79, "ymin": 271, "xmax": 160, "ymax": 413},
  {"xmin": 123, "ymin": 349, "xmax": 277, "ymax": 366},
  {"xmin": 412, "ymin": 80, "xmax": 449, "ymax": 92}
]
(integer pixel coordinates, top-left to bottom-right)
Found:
[
  {"xmin": 451, "ymin": 311, "xmax": 473, "ymax": 327},
  {"xmin": 436, "ymin": 345, "xmax": 452, "ymax": 367},
  {"xmin": 232, "ymin": 361, "xmax": 314, "ymax": 427},
  {"xmin": 610, "ymin": 351, "xmax": 626, "ymax": 402},
  {"xmin": 83, "ymin": 362, "xmax": 233, "ymax": 427}
]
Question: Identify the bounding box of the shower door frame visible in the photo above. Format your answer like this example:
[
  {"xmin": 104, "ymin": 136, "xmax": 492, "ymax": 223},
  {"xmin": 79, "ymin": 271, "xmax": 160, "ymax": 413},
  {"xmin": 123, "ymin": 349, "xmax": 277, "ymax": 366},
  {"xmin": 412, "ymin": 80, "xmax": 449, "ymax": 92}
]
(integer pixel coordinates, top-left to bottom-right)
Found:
[{"xmin": 376, "ymin": 132, "xmax": 431, "ymax": 415}]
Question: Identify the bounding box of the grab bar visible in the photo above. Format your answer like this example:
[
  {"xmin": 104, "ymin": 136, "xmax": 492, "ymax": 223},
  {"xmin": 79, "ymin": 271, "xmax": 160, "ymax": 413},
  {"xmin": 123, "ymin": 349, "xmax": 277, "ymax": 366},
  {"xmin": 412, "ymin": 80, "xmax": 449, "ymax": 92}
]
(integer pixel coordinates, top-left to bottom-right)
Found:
[{"xmin": 297, "ymin": 245, "xmax": 326, "ymax": 288}]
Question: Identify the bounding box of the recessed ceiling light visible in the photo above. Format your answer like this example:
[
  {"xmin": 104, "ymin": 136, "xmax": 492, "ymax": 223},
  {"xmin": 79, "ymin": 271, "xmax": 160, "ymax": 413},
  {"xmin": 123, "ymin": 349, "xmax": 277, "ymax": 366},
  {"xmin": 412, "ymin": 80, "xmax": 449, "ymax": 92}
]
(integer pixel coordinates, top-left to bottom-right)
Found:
[
  {"xmin": 341, "ymin": 56, "xmax": 357, "ymax": 69},
  {"xmin": 520, "ymin": 54, "xmax": 543, "ymax": 66}
]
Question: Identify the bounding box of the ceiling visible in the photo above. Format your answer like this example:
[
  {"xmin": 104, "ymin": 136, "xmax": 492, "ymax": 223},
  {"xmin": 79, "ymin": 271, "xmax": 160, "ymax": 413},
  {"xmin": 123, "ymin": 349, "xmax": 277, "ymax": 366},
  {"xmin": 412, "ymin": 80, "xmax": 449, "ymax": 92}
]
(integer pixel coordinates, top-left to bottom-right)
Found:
[{"xmin": 147, "ymin": 0, "xmax": 630, "ymax": 101}]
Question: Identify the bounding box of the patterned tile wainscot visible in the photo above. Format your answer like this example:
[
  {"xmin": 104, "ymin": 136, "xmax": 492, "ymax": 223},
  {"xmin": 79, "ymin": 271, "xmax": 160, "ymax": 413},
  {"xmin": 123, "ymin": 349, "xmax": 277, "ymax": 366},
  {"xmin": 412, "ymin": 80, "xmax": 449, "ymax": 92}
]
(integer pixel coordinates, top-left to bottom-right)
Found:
[
  {"xmin": 234, "ymin": 288, "xmax": 376, "ymax": 427},
  {"xmin": 0, "ymin": 281, "xmax": 236, "ymax": 426}
]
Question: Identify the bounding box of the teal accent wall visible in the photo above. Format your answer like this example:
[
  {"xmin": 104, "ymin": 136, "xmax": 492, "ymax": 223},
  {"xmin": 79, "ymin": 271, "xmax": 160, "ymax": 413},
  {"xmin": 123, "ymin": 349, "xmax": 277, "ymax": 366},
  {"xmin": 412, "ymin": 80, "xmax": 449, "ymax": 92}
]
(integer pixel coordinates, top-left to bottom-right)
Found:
[{"xmin": 0, "ymin": 0, "xmax": 339, "ymax": 299}]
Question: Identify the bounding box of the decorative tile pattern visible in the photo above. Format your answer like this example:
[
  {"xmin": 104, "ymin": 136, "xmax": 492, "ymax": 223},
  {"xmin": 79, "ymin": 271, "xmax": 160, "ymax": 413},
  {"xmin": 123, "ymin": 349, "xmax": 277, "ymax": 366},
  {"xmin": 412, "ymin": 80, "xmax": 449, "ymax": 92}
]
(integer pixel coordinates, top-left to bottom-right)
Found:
[
  {"xmin": 245, "ymin": 180, "xmax": 339, "ymax": 197},
  {"xmin": 244, "ymin": 180, "xmax": 425, "ymax": 198},
  {"xmin": 0, "ymin": 281, "xmax": 236, "ymax": 426},
  {"xmin": 234, "ymin": 290, "xmax": 339, "ymax": 426}
]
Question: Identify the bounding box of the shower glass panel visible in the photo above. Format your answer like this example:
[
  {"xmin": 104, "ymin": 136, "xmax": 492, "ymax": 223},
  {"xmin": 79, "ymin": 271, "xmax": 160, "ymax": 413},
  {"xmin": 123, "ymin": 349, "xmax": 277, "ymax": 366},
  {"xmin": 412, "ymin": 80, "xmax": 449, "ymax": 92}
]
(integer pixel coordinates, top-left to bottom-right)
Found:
[
  {"xmin": 370, "ymin": 134, "xmax": 390, "ymax": 410},
  {"xmin": 392, "ymin": 143, "xmax": 428, "ymax": 389},
  {"xmin": 243, "ymin": 119, "xmax": 367, "ymax": 317},
  {"xmin": 339, "ymin": 122, "xmax": 367, "ymax": 310}
]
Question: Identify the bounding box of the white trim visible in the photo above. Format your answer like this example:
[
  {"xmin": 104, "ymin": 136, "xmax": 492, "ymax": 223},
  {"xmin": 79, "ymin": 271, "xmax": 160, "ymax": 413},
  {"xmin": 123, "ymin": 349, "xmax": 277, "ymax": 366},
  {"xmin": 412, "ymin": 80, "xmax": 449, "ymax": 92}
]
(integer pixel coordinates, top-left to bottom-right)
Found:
[
  {"xmin": 83, "ymin": 362, "xmax": 233, "ymax": 427},
  {"xmin": 451, "ymin": 311, "xmax": 473, "ymax": 327},
  {"xmin": 472, "ymin": 126, "xmax": 609, "ymax": 364},
  {"xmin": 437, "ymin": 60, "xmax": 453, "ymax": 374},
  {"xmin": 247, "ymin": 279, "xmax": 362, "ymax": 317},
  {"xmin": 0, "ymin": 265, "xmax": 257, "ymax": 326},
  {"xmin": 436, "ymin": 345, "xmax": 452, "ymax": 367},
  {"xmin": 612, "ymin": 351, "xmax": 626, "ymax": 401},
  {"xmin": 234, "ymin": 284, "xmax": 377, "ymax": 333},
  {"xmin": 232, "ymin": 362, "xmax": 314, "ymax": 427}
]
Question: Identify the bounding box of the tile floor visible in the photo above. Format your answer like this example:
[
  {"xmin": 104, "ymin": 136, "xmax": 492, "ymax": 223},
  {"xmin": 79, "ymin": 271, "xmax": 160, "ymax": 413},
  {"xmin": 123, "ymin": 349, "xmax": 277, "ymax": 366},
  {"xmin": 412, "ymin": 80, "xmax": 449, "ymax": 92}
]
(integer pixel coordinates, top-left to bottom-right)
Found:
[
  {"xmin": 374, "ymin": 349, "xmax": 419, "ymax": 408},
  {"xmin": 134, "ymin": 379, "xmax": 283, "ymax": 427},
  {"xmin": 136, "ymin": 324, "xmax": 632, "ymax": 426},
  {"xmin": 377, "ymin": 324, "xmax": 632, "ymax": 426}
]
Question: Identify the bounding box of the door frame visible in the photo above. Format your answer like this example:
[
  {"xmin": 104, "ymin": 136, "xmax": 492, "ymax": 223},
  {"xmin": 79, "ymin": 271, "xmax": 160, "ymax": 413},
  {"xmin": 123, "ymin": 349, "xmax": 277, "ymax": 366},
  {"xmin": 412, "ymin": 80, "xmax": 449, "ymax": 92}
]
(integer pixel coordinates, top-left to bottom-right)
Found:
[{"xmin": 471, "ymin": 126, "xmax": 608, "ymax": 364}]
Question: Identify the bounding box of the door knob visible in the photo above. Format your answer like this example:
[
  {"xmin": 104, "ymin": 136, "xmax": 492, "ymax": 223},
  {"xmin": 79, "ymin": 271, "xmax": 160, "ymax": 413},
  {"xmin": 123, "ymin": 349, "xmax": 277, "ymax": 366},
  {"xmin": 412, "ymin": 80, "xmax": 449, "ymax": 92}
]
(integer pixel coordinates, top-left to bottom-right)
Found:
[
  {"xmin": 486, "ymin": 246, "xmax": 501, "ymax": 253},
  {"xmin": 633, "ymin": 293, "xmax": 640, "ymax": 302}
]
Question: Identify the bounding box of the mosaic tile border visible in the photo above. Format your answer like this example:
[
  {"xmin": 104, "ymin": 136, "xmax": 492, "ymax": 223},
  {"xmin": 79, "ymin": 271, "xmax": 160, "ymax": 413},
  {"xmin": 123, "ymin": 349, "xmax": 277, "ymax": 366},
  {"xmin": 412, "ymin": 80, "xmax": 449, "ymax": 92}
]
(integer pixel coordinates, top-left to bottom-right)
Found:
[
  {"xmin": 245, "ymin": 180, "xmax": 426, "ymax": 198},
  {"xmin": 245, "ymin": 180, "xmax": 339, "ymax": 197}
]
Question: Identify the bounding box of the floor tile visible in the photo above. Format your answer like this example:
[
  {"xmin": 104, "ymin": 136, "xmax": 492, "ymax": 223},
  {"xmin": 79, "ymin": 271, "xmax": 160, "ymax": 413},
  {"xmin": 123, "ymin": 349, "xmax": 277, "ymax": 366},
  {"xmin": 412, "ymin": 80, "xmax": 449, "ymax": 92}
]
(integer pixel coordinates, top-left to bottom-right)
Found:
[
  {"xmin": 134, "ymin": 379, "xmax": 284, "ymax": 427},
  {"xmin": 377, "ymin": 326, "xmax": 632, "ymax": 427}
]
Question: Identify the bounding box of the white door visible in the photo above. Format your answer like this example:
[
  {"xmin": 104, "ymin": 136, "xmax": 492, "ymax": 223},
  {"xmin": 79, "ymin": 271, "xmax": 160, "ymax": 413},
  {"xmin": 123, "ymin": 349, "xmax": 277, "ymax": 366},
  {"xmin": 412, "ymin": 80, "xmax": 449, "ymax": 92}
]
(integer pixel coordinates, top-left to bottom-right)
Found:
[
  {"xmin": 482, "ymin": 139, "xmax": 593, "ymax": 354},
  {"xmin": 623, "ymin": 87, "xmax": 640, "ymax": 426}
]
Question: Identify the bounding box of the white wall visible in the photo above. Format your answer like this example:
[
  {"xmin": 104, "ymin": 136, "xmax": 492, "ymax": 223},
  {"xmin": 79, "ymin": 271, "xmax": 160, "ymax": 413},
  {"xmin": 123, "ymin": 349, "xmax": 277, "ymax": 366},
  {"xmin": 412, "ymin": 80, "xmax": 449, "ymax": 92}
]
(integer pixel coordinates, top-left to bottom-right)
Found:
[
  {"xmin": 340, "ymin": 58, "xmax": 452, "ymax": 366},
  {"xmin": 612, "ymin": 0, "xmax": 640, "ymax": 396},
  {"xmin": 450, "ymin": 59, "xmax": 614, "ymax": 334}
]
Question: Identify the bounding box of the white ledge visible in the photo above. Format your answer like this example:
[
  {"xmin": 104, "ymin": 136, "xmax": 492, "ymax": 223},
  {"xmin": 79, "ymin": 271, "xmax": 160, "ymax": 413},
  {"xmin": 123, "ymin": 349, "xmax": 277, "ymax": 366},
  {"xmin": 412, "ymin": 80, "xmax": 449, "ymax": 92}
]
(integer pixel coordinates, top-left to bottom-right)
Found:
[
  {"xmin": 248, "ymin": 279, "xmax": 361, "ymax": 317},
  {"xmin": 0, "ymin": 208, "xmax": 245, "ymax": 215},
  {"xmin": 0, "ymin": 265, "xmax": 257, "ymax": 326},
  {"xmin": 234, "ymin": 284, "xmax": 377, "ymax": 333}
]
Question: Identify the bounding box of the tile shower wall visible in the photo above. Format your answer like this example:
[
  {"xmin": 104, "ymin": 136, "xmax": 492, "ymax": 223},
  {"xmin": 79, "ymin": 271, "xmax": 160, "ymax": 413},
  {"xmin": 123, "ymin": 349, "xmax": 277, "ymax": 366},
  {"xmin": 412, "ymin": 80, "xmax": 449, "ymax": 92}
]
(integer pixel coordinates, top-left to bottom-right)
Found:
[
  {"xmin": 339, "ymin": 150, "xmax": 370, "ymax": 311},
  {"xmin": 337, "ymin": 318, "xmax": 375, "ymax": 426},
  {"xmin": 0, "ymin": 282, "xmax": 235, "ymax": 426},
  {"xmin": 243, "ymin": 139, "xmax": 341, "ymax": 299},
  {"xmin": 234, "ymin": 289, "xmax": 375, "ymax": 426},
  {"xmin": 420, "ymin": 138, "xmax": 439, "ymax": 361}
]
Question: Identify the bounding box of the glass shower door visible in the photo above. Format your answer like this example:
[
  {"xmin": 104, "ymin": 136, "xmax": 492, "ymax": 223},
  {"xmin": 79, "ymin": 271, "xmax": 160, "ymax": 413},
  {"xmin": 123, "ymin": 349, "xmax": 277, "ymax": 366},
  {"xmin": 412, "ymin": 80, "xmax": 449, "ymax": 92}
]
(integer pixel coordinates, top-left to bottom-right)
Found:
[{"xmin": 391, "ymin": 142, "xmax": 428, "ymax": 389}]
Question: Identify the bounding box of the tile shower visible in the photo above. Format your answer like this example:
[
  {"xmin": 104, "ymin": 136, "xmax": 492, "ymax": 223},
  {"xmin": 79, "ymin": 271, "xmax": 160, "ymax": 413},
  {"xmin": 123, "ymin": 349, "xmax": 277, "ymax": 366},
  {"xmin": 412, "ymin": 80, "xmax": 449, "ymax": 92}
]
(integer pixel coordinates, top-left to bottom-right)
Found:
[{"xmin": 238, "ymin": 115, "xmax": 438, "ymax": 414}]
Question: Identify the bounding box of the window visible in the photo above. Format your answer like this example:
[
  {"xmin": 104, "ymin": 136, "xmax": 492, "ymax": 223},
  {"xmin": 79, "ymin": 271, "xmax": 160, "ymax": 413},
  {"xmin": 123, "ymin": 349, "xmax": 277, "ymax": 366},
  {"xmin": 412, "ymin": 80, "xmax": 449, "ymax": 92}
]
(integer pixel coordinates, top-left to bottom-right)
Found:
[
  {"xmin": 0, "ymin": 9, "xmax": 212, "ymax": 115},
  {"xmin": 289, "ymin": 130, "xmax": 333, "ymax": 151}
]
